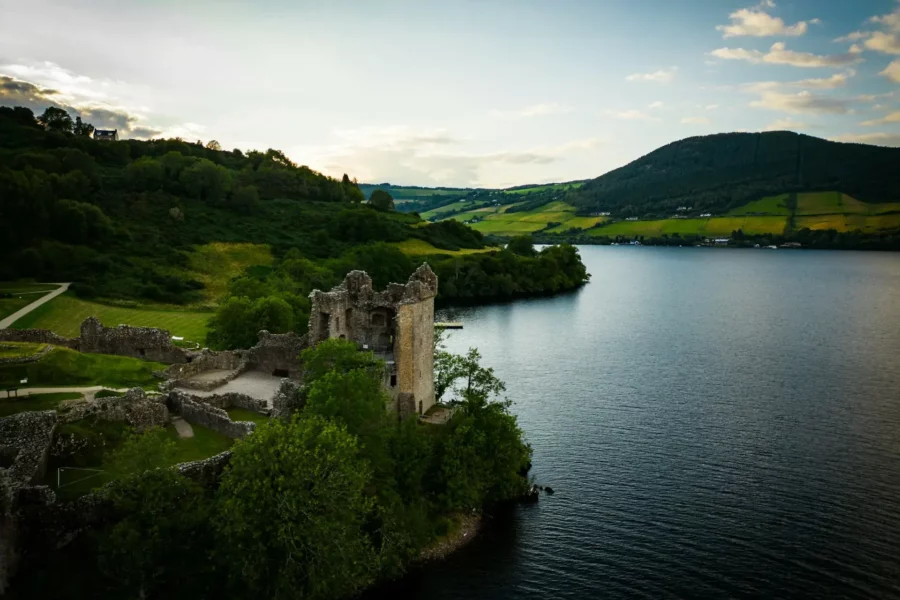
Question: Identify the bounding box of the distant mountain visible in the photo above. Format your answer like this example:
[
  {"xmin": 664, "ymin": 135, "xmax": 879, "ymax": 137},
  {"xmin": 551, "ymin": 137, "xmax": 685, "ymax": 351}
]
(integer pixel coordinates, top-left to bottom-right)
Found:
[{"xmin": 569, "ymin": 132, "xmax": 900, "ymax": 217}]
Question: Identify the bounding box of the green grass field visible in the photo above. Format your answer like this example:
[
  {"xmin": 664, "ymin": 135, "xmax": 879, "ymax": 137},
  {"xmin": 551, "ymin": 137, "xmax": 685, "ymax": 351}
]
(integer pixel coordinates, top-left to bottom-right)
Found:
[
  {"xmin": 167, "ymin": 422, "xmax": 234, "ymax": 463},
  {"xmin": 0, "ymin": 346, "xmax": 165, "ymax": 390},
  {"xmin": 0, "ymin": 342, "xmax": 46, "ymax": 359},
  {"xmin": 727, "ymin": 194, "xmax": 791, "ymax": 216},
  {"xmin": 504, "ymin": 182, "xmax": 584, "ymax": 195},
  {"xmin": 445, "ymin": 201, "xmax": 599, "ymax": 236},
  {"xmin": 589, "ymin": 216, "xmax": 790, "ymax": 238},
  {"xmin": 390, "ymin": 239, "xmax": 498, "ymax": 256},
  {"xmin": 183, "ymin": 242, "xmax": 273, "ymax": 303},
  {"xmin": 11, "ymin": 292, "xmax": 211, "ymax": 343},
  {"xmin": 0, "ymin": 391, "xmax": 82, "ymax": 417},
  {"xmin": 0, "ymin": 281, "xmax": 62, "ymax": 320},
  {"xmin": 226, "ymin": 407, "xmax": 271, "ymax": 425}
]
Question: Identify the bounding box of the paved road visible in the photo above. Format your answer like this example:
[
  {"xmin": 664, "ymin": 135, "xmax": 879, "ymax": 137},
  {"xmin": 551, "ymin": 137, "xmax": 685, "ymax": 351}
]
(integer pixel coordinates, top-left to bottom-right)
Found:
[{"xmin": 0, "ymin": 282, "xmax": 70, "ymax": 329}]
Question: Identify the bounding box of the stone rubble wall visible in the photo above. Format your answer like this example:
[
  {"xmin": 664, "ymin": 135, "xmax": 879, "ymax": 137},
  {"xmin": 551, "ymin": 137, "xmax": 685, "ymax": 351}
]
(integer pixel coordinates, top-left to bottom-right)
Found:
[
  {"xmin": 174, "ymin": 364, "xmax": 249, "ymax": 392},
  {"xmin": 245, "ymin": 331, "xmax": 307, "ymax": 378},
  {"xmin": 58, "ymin": 388, "xmax": 169, "ymax": 432},
  {"xmin": 270, "ymin": 379, "xmax": 302, "ymax": 419},
  {"xmin": 196, "ymin": 392, "xmax": 269, "ymax": 414},
  {"xmin": 167, "ymin": 391, "xmax": 255, "ymax": 439},
  {"xmin": 0, "ymin": 344, "xmax": 54, "ymax": 366},
  {"xmin": 164, "ymin": 349, "xmax": 246, "ymax": 382},
  {"xmin": 79, "ymin": 317, "xmax": 188, "ymax": 364},
  {"xmin": 177, "ymin": 451, "xmax": 232, "ymax": 487},
  {"xmin": 0, "ymin": 412, "xmax": 57, "ymax": 486},
  {"xmin": 0, "ymin": 330, "xmax": 78, "ymax": 350}
]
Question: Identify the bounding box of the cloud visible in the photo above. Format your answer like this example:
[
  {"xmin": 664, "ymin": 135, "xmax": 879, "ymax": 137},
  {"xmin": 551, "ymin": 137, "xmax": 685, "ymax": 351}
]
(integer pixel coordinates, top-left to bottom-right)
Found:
[
  {"xmin": 870, "ymin": 6, "xmax": 900, "ymax": 31},
  {"xmin": 648, "ymin": 101, "xmax": 664, "ymax": 109},
  {"xmin": 834, "ymin": 31, "xmax": 869, "ymax": 43},
  {"xmin": 704, "ymin": 104, "xmax": 719, "ymax": 110},
  {"xmin": 608, "ymin": 109, "xmax": 659, "ymax": 121},
  {"xmin": 865, "ymin": 31, "xmax": 900, "ymax": 54},
  {"xmin": 301, "ymin": 126, "xmax": 602, "ymax": 187},
  {"xmin": 0, "ymin": 64, "xmax": 163, "ymax": 139},
  {"xmin": 710, "ymin": 42, "xmax": 863, "ymax": 68},
  {"xmin": 750, "ymin": 90, "xmax": 850, "ymax": 114},
  {"xmin": 741, "ymin": 71, "xmax": 854, "ymax": 95},
  {"xmin": 861, "ymin": 111, "xmax": 900, "ymax": 126},
  {"xmin": 681, "ymin": 116, "xmax": 711, "ymax": 125},
  {"xmin": 882, "ymin": 59, "xmax": 900, "ymax": 82},
  {"xmin": 716, "ymin": 4, "xmax": 812, "ymax": 38},
  {"xmin": 492, "ymin": 102, "xmax": 572, "ymax": 118},
  {"xmin": 763, "ymin": 117, "xmax": 810, "ymax": 131},
  {"xmin": 625, "ymin": 68, "xmax": 677, "ymax": 83},
  {"xmin": 832, "ymin": 132, "xmax": 900, "ymax": 147}
]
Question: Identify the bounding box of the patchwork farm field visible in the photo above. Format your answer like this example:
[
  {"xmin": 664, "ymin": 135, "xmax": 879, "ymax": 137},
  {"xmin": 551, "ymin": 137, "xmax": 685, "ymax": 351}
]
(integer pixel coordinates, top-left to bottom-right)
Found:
[
  {"xmin": 11, "ymin": 293, "xmax": 211, "ymax": 343},
  {"xmin": 589, "ymin": 216, "xmax": 789, "ymax": 238},
  {"xmin": 183, "ymin": 242, "xmax": 273, "ymax": 304},
  {"xmin": 446, "ymin": 201, "xmax": 600, "ymax": 237}
]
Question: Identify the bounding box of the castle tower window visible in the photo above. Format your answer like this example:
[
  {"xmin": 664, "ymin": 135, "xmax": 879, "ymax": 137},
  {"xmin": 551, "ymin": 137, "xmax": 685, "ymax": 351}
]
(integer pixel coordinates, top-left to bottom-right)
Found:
[
  {"xmin": 319, "ymin": 312, "xmax": 330, "ymax": 337},
  {"xmin": 390, "ymin": 374, "xmax": 397, "ymax": 387}
]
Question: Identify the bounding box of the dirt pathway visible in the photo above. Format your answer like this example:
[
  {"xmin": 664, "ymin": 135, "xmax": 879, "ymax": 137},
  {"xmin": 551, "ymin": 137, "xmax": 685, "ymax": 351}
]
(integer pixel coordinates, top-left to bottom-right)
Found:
[
  {"xmin": 171, "ymin": 416, "xmax": 194, "ymax": 438},
  {"xmin": 0, "ymin": 282, "xmax": 71, "ymax": 329}
]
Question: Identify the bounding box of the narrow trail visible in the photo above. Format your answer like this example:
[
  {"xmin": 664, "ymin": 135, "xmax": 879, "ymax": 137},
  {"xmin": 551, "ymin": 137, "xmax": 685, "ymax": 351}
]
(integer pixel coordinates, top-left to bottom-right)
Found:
[
  {"xmin": 0, "ymin": 282, "xmax": 71, "ymax": 329},
  {"xmin": 2, "ymin": 386, "xmax": 129, "ymax": 399}
]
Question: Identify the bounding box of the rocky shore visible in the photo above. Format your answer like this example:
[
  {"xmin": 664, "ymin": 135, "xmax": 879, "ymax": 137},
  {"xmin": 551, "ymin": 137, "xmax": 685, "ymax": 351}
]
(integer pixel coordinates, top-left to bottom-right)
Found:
[{"xmin": 416, "ymin": 512, "xmax": 483, "ymax": 562}]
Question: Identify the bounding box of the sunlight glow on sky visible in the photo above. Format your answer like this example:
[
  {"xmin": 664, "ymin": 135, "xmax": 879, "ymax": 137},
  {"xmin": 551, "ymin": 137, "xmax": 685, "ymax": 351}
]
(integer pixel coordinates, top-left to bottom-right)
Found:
[{"xmin": 1, "ymin": 0, "xmax": 898, "ymax": 187}]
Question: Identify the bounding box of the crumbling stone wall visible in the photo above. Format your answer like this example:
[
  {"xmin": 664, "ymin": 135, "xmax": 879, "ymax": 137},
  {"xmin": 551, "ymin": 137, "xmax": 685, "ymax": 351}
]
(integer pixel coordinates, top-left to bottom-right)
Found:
[
  {"xmin": 167, "ymin": 391, "xmax": 255, "ymax": 439},
  {"xmin": 245, "ymin": 331, "xmax": 307, "ymax": 378},
  {"xmin": 308, "ymin": 264, "xmax": 438, "ymax": 417},
  {"xmin": 164, "ymin": 349, "xmax": 245, "ymax": 382},
  {"xmin": 59, "ymin": 388, "xmax": 169, "ymax": 432},
  {"xmin": 271, "ymin": 379, "xmax": 302, "ymax": 419},
  {"xmin": 0, "ymin": 317, "xmax": 189, "ymax": 364},
  {"xmin": 0, "ymin": 412, "xmax": 57, "ymax": 486},
  {"xmin": 196, "ymin": 392, "xmax": 269, "ymax": 414},
  {"xmin": 0, "ymin": 344, "xmax": 54, "ymax": 365},
  {"xmin": 177, "ymin": 451, "xmax": 232, "ymax": 487},
  {"xmin": 0, "ymin": 329, "xmax": 78, "ymax": 349},
  {"xmin": 79, "ymin": 317, "xmax": 187, "ymax": 364}
]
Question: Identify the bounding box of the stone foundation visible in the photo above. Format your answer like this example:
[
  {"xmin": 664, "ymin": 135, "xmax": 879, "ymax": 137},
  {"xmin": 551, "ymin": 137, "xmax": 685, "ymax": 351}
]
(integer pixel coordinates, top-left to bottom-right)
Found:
[
  {"xmin": 59, "ymin": 388, "xmax": 169, "ymax": 432},
  {"xmin": 167, "ymin": 391, "xmax": 255, "ymax": 439}
]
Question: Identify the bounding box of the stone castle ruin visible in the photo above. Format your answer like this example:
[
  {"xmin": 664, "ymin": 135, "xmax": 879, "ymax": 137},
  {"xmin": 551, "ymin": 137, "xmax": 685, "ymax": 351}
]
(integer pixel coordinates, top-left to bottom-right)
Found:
[{"xmin": 308, "ymin": 264, "xmax": 438, "ymax": 417}]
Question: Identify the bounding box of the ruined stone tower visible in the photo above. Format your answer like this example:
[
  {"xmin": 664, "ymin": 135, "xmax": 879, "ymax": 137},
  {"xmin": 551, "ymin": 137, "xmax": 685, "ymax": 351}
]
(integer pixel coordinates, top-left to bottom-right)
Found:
[{"xmin": 308, "ymin": 264, "xmax": 439, "ymax": 417}]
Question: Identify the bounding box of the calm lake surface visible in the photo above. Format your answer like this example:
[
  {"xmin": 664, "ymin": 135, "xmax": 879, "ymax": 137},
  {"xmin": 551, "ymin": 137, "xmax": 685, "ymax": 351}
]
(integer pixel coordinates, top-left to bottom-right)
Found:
[{"xmin": 379, "ymin": 246, "xmax": 900, "ymax": 599}]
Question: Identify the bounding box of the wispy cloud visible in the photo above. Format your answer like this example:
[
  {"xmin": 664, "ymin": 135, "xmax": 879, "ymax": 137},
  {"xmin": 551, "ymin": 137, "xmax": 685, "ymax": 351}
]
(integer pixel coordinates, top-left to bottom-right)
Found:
[
  {"xmin": 763, "ymin": 117, "xmax": 810, "ymax": 131},
  {"xmin": 608, "ymin": 109, "xmax": 660, "ymax": 121},
  {"xmin": 882, "ymin": 59, "xmax": 900, "ymax": 82},
  {"xmin": 681, "ymin": 116, "xmax": 711, "ymax": 125},
  {"xmin": 716, "ymin": 2, "xmax": 814, "ymax": 38},
  {"xmin": 711, "ymin": 42, "xmax": 863, "ymax": 68},
  {"xmin": 491, "ymin": 102, "xmax": 573, "ymax": 118},
  {"xmin": 750, "ymin": 90, "xmax": 851, "ymax": 114},
  {"xmin": 625, "ymin": 68, "xmax": 677, "ymax": 84},
  {"xmin": 861, "ymin": 111, "xmax": 900, "ymax": 126},
  {"xmin": 832, "ymin": 132, "xmax": 900, "ymax": 147},
  {"xmin": 648, "ymin": 101, "xmax": 665, "ymax": 109}
]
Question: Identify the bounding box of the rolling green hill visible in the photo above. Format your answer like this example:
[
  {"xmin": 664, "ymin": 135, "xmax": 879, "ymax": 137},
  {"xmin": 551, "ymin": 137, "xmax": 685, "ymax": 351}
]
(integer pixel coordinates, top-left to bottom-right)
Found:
[{"xmin": 570, "ymin": 131, "xmax": 900, "ymax": 217}]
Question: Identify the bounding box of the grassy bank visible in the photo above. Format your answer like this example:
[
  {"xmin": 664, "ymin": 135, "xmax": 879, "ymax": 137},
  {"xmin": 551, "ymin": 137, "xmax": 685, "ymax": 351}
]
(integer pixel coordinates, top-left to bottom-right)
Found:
[
  {"xmin": 11, "ymin": 292, "xmax": 211, "ymax": 343},
  {"xmin": 0, "ymin": 392, "xmax": 82, "ymax": 417},
  {"xmin": 0, "ymin": 347, "xmax": 165, "ymax": 389}
]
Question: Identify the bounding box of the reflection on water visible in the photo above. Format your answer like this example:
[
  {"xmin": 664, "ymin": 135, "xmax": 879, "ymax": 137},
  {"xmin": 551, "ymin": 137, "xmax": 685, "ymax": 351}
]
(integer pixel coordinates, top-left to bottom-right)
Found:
[{"xmin": 372, "ymin": 247, "xmax": 900, "ymax": 599}]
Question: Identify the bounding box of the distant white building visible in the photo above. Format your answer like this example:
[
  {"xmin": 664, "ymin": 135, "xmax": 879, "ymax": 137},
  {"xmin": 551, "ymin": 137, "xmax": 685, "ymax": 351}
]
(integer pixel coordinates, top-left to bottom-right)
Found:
[
  {"xmin": 700, "ymin": 213, "xmax": 712, "ymax": 217},
  {"xmin": 625, "ymin": 217, "xmax": 639, "ymax": 221}
]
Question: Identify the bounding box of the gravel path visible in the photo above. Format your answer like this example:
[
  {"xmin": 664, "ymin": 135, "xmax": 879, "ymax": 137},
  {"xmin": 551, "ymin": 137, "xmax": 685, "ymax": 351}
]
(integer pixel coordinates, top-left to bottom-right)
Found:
[
  {"xmin": 171, "ymin": 416, "xmax": 194, "ymax": 438},
  {"xmin": 3, "ymin": 385, "xmax": 129, "ymax": 399},
  {"xmin": 0, "ymin": 282, "xmax": 71, "ymax": 329}
]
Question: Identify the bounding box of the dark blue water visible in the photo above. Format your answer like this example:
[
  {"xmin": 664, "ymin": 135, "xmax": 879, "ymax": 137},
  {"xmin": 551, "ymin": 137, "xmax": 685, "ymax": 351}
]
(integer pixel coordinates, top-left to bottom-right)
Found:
[{"xmin": 383, "ymin": 246, "xmax": 900, "ymax": 599}]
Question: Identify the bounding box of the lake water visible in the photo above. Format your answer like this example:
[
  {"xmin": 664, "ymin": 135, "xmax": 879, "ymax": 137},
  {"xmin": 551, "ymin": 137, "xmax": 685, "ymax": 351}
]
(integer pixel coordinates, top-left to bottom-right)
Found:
[{"xmin": 380, "ymin": 246, "xmax": 900, "ymax": 599}]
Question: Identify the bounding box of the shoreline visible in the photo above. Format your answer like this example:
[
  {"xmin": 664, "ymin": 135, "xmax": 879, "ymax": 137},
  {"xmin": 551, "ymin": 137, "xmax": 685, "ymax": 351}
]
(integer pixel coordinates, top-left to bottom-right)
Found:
[{"xmin": 416, "ymin": 511, "xmax": 483, "ymax": 563}]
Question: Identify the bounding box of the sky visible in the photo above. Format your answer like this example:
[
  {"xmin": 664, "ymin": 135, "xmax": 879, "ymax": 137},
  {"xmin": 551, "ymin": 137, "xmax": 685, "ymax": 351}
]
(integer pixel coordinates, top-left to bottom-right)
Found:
[{"xmin": 1, "ymin": 0, "xmax": 899, "ymax": 188}]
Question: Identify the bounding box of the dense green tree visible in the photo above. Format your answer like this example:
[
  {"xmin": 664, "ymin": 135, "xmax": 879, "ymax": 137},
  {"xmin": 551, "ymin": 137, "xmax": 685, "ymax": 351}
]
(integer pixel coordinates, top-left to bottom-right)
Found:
[
  {"xmin": 72, "ymin": 116, "xmax": 94, "ymax": 137},
  {"xmin": 125, "ymin": 156, "xmax": 165, "ymax": 190},
  {"xmin": 216, "ymin": 415, "xmax": 378, "ymax": 600},
  {"xmin": 205, "ymin": 139, "xmax": 221, "ymax": 151},
  {"xmin": 369, "ymin": 189, "xmax": 395, "ymax": 211},
  {"xmin": 179, "ymin": 158, "xmax": 233, "ymax": 203},
  {"xmin": 300, "ymin": 338, "xmax": 381, "ymax": 385},
  {"xmin": 506, "ymin": 234, "xmax": 537, "ymax": 257},
  {"xmin": 37, "ymin": 107, "xmax": 73, "ymax": 132}
]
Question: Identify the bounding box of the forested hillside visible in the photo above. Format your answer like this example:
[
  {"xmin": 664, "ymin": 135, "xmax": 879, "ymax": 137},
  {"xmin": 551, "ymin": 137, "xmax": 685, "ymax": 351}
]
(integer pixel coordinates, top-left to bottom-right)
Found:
[
  {"xmin": 570, "ymin": 132, "xmax": 900, "ymax": 217},
  {"xmin": 0, "ymin": 105, "xmax": 589, "ymax": 334}
]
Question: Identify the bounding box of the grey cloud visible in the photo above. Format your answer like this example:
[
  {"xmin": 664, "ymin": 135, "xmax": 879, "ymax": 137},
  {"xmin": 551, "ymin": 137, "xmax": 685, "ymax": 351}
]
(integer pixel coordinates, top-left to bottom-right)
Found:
[{"xmin": 0, "ymin": 74, "xmax": 161, "ymax": 139}]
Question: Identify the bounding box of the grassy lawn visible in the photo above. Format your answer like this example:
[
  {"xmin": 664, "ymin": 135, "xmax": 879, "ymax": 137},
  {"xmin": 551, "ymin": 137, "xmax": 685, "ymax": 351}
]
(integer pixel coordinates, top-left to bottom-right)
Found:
[
  {"xmin": 0, "ymin": 281, "xmax": 60, "ymax": 294},
  {"xmin": 46, "ymin": 419, "xmax": 234, "ymax": 501},
  {"xmin": 0, "ymin": 347, "xmax": 165, "ymax": 389},
  {"xmin": 0, "ymin": 392, "xmax": 82, "ymax": 417},
  {"xmin": 727, "ymin": 194, "xmax": 791, "ymax": 216},
  {"xmin": 167, "ymin": 422, "xmax": 234, "ymax": 463},
  {"xmin": 183, "ymin": 242, "xmax": 273, "ymax": 304},
  {"xmin": 391, "ymin": 239, "xmax": 498, "ymax": 256},
  {"xmin": 796, "ymin": 213, "xmax": 900, "ymax": 233},
  {"xmin": 589, "ymin": 216, "xmax": 789, "ymax": 238},
  {"xmin": 0, "ymin": 297, "xmax": 36, "ymax": 320},
  {"xmin": 11, "ymin": 292, "xmax": 211, "ymax": 343},
  {"xmin": 226, "ymin": 407, "xmax": 271, "ymax": 425},
  {"xmin": 0, "ymin": 342, "xmax": 46, "ymax": 359}
]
